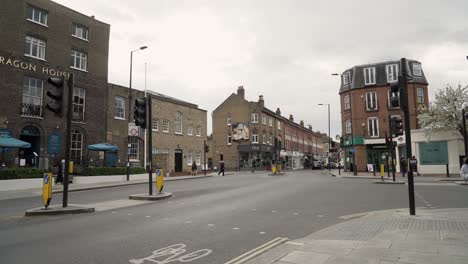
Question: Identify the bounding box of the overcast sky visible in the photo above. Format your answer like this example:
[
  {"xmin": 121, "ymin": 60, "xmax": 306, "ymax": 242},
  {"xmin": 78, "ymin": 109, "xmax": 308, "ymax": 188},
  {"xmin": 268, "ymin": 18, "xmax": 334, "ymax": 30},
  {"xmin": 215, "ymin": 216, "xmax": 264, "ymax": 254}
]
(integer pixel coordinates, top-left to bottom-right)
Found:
[{"xmin": 57, "ymin": 0, "xmax": 468, "ymax": 137}]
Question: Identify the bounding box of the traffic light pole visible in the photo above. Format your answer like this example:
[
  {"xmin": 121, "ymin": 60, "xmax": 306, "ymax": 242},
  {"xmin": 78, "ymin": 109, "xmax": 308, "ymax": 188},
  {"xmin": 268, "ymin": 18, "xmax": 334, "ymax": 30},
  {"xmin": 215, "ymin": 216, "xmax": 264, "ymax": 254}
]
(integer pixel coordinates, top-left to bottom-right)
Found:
[
  {"xmin": 147, "ymin": 95, "xmax": 153, "ymax": 196},
  {"xmin": 204, "ymin": 140, "xmax": 207, "ymax": 176},
  {"xmin": 388, "ymin": 115, "xmax": 396, "ymax": 182},
  {"xmin": 401, "ymin": 58, "xmax": 416, "ymax": 215},
  {"xmin": 63, "ymin": 74, "xmax": 74, "ymax": 208}
]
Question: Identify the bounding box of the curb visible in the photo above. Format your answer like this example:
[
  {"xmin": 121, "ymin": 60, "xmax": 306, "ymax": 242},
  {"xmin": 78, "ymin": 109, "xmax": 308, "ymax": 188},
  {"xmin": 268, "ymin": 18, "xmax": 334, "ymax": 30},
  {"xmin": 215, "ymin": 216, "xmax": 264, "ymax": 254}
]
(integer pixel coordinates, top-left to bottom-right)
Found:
[
  {"xmin": 51, "ymin": 175, "xmax": 213, "ymax": 194},
  {"xmin": 224, "ymin": 237, "xmax": 289, "ymax": 264},
  {"xmin": 373, "ymin": 180, "xmax": 405, "ymax": 184},
  {"xmin": 129, "ymin": 192, "xmax": 173, "ymax": 201},
  {"xmin": 25, "ymin": 204, "xmax": 95, "ymax": 216}
]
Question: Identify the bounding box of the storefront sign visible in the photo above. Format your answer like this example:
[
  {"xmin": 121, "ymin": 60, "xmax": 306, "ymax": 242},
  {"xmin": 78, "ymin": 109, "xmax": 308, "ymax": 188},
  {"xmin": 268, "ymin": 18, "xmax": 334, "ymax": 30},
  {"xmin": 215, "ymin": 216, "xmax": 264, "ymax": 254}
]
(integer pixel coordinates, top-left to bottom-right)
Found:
[
  {"xmin": 238, "ymin": 144, "xmax": 272, "ymax": 152},
  {"xmin": 0, "ymin": 56, "xmax": 70, "ymax": 78}
]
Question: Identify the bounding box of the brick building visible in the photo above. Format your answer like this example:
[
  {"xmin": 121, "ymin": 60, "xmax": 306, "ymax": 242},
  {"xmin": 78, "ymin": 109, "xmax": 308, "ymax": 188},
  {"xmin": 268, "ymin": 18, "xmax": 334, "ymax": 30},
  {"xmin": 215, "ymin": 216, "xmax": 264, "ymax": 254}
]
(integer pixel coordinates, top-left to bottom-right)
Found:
[
  {"xmin": 212, "ymin": 86, "xmax": 322, "ymax": 171},
  {"xmin": 338, "ymin": 59, "xmax": 429, "ymax": 172},
  {"xmin": 0, "ymin": 0, "xmax": 109, "ymax": 167},
  {"xmin": 107, "ymin": 84, "xmax": 207, "ymax": 175}
]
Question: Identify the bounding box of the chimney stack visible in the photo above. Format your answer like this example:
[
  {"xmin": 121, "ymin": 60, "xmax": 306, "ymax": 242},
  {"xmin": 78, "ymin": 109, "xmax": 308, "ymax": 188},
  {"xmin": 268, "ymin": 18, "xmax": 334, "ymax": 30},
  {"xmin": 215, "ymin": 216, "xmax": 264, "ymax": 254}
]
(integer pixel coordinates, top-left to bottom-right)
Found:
[
  {"xmin": 276, "ymin": 108, "xmax": 281, "ymax": 115},
  {"xmin": 300, "ymin": 120, "xmax": 304, "ymax": 127},
  {"xmin": 237, "ymin": 86, "xmax": 245, "ymax": 99},
  {"xmin": 308, "ymin": 125, "xmax": 312, "ymax": 130},
  {"xmin": 289, "ymin": 114, "xmax": 294, "ymax": 122},
  {"xmin": 258, "ymin": 95, "xmax": 264, "ymax": 107}
]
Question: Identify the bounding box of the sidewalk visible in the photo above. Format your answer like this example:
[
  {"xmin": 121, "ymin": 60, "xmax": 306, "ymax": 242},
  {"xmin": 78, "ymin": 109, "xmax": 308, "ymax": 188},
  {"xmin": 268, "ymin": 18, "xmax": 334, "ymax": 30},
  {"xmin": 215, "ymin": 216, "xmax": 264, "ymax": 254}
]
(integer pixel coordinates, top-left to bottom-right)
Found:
[
  {"xmin": 243, "ymin": 208, "xmax": 468, "ymax": 264},
  {"xmin": 0, "ymin": 173, "xmax": 215, "ymax": 201},
  {"xmin": 323, "ymin": 170, "xmax": 463, "ymax": 182}
]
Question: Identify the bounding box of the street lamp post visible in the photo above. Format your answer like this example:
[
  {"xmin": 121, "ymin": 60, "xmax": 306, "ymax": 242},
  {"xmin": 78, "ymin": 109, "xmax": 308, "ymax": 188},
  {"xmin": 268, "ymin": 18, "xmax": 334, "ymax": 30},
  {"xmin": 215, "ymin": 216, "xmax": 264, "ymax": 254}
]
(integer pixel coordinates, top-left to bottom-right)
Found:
[
  {"xmin": 127, "ymin": 46, "xmax": 148, "ymax": 181},
  {"xmin": 332, "ymin": 73, "xmax": 357, "ymax": 175},
  {"xmin": 318, "ymin": 103, "xmax": 331, "ymax": 171},
  {"xmin": 462, "ymin": 102, "xmax": 468, "ymax": 157}
]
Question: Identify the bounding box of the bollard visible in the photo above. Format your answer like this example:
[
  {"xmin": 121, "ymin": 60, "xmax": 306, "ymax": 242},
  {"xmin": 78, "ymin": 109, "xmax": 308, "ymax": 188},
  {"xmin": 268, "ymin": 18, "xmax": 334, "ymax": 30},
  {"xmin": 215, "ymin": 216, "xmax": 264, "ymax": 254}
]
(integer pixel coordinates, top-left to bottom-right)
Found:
[
  {"xmin": 380, "ymin": 164, "xmax": 385, "ymax": 181},
  {"xmin": 446, "ymin": 163, "xmax": 449, "ymax": 178},
  {"xmin": 373, "ymin": 164, "xmax": 376, "ymax": 176}
]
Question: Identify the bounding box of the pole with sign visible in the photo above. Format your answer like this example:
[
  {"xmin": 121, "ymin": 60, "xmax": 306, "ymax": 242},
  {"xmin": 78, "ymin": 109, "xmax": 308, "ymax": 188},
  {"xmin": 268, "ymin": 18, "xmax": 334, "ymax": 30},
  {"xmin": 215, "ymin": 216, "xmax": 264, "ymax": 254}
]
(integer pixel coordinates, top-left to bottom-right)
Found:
[
  {"xmin": 156, "ymin": 168, "xmax": 164, "ymax": 193},
  {"xmin": 42, "ymin": 173, "xmax": 53, "ymax": 208}
]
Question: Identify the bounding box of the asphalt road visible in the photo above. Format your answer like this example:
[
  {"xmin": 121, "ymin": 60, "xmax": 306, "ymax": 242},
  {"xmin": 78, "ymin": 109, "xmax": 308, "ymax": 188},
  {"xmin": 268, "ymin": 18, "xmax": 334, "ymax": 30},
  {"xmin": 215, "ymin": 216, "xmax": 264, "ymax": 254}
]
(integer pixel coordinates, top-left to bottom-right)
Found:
[{"xmin": 0, "ymin": 170, "xmax": 466, "ymax": 264}]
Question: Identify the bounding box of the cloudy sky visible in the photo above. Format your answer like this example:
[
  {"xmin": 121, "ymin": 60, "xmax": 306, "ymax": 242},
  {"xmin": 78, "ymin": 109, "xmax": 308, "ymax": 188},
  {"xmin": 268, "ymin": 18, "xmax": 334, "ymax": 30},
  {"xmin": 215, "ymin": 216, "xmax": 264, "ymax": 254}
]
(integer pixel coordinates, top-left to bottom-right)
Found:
[{"xmin": 56, "ymin": 0, "xmax": 468, "ymax": 136}]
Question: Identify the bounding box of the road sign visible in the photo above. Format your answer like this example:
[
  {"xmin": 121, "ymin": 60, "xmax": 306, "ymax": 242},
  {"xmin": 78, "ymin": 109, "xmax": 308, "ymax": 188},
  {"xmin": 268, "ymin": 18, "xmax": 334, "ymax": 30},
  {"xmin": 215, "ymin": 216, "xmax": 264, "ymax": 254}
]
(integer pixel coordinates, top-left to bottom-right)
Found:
[
  {"xmin": 156, "ymin": 169, "xmax": 164, "ymax": 193},
  {"xmin": 42, "ymin": 173, "xmax": 53, "ymax": 208}
]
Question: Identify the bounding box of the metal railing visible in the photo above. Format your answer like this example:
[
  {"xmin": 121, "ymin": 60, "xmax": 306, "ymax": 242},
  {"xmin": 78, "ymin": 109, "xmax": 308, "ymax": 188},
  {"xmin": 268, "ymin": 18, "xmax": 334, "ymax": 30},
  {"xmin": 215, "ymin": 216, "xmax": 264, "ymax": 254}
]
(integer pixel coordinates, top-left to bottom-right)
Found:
[{"xmin": 20, "ymin": 103, "xmax": 43, "ymax": 118}]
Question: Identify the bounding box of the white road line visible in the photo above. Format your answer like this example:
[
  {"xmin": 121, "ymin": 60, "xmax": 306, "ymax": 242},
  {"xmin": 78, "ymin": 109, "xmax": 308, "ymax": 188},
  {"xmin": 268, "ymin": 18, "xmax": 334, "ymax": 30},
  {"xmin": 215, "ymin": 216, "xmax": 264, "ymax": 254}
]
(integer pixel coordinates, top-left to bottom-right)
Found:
[
  {"xmin": 272, "ymin": 210, "xmax": 277, "ymax": 213},
  {"xmin": 232, "ymin": 227, "xmax": 240, "ymax": 230},
  {"xmin": 145, "ymin": 216, "xmax": 151, "ymax": 218},
  {"xmin": 251, "ymin": 209, "xmax": 257, "ymax": 211},
  {"xmin": 208, "ymin": 224, "xmax": 215, "ymax": 227},
  {"xmin": 128, "ymin": 213, "xmax": 133, "ymax": 216},
  {"xmin": 111, "ymin": 211, "xmax": 116, "ymax": 214},
  {"xmin": 317, "ymin": 214, "xmax": 324, "ymax": 218},
  {"xmin": 293, "ymin": 212, "xmax": 299, "ymax": 215},
  {"xmin": 259, "ymin": 232, "xmax": 266, "ymax": 235},
  {"xmin": 185, "ymin": 221, "xmax": 192, "ymax": 224}
]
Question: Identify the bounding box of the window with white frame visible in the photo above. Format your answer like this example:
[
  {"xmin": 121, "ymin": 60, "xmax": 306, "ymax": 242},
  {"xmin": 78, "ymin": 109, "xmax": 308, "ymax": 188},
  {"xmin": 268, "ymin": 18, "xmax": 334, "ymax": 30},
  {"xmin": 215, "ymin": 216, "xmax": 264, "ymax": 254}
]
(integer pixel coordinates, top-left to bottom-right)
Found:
[
  {"xmin": 262, "ymin": 114, "xmax": 266, "ymax": 125},
  {"xmin": 269, "ymin": 135, "xmax": 273, "ymax": 145},
  {"xmin": 152, "ymin": 147, "xmax": 159, "ymax": 154},
  {"xmin": 387, "ymin": 90, "xmax": 399, "ymax": 109},
  {"xmin": 114, "ymin": 96, "xmax": 125, "ymax": 119},
  {"xmin": 252, "ymin": 133, "xmax": 259, "ymax": 143},
  {"xmin": 269, "ymin": 117, "xmax": 273, "ymax": 127},
  {"xmin": 162, "ymin": 120, "xmax": 170, "ymax": 133},
  {"xmin": 413, "ymin": 63, "xmax": 422, "ymax": 76},
  {"xmin": 227, "ymin": 114, "xmax": 231, "ymax": 126},
  {"xmin": 22, "ymin": 77, "xmax": 43, "ymax": 117},
  {"xmin": 363, "ymin": 67, "xmax": 376, "ymax": 85},
  {"xmin": 227, "ymin": 133, "xmax": 232, "ymax": 145},
  {"xmin": 196, "ymin": 126, "xmax": 201, "ymax": 137},
  {"xmin": 277, "ymin": 121, "xmax": 281, "ymax": 130},
  {"xmin": 344, "ymin": 95, "xmax": 350, "ymax": 110},
  {"xmin": 72, "ymin": 24, "xmax": 89, "ymax": 40},
  {"xmin": 71, "ymin": 129, "xmax": 83, "ymax": 164},
  {"xmin": 188, "ymin": 126, "xmax": 193, "ymax": 136},
  {"xmin": 386, "ymin": 64, "xmax": 398, "ymax": 83},
  {"xmin": 72, "ymin": 87, "xmax": 85, "ymax": 123},
  {"xmin": 343, "ymin": 72, "xmax": 350, "ymax": 85},
  {"xmin": 251, "ymin": 113, "xmax": 258, "ymax": 123},
  {"xmin": 196, "ymin": 151, "xmax": 201, "ymax": 165},
  {"xmin": 187, "ymin": 151, "xmax": 193, "ymax": 165},
  {"xmin": 152, "ymin": 119, "xmax": 159, "ymax": 131},
  {"xmin": 262, "ymin": 133, "xmax": 266, "ymax": 144},
  {"xmin": 25, "ymin": 36, "xmax": 46, "ymax": 60},
  {"xmin": 345, "ymin": 119, "xmax": 352, "ymax": 134},
  {"xmin": 27, "ymin": 6, "xmax": 48, "ymax": 26},
  {"xmin": 368, "ymin": 117, "xmax": 379, "ymax": 137},
  {"xmin": 416, "ymin": 88, "xmax": 425, "ymax": 104},
  {"xmin": 175, "ymin": 112, "xmax": 182, "ymax": 134},
  {"xmin": 366, "ymin": 91, "xmax": 378, "ymax": 111},
  {"xmin": 129, "ymin": 136, "xmax": 139, "ymax": 160},
  {"xmin": 71, "ymin": 50, "xmax": 87, "ymax": 71}
]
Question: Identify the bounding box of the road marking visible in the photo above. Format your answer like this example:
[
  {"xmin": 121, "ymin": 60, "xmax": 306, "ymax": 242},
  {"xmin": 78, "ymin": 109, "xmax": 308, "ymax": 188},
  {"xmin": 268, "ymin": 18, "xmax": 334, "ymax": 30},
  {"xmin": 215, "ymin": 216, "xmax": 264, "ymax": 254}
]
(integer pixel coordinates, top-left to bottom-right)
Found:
[
  {"xmin": 207, "ymin": 224, "xmax": 215, "ymax": 227},
  {"xmin": 317, "ymin": 214, "xmax": 324, "ymax": 218},
  {"xmin": 146, "ymin": 216, "xmax": 151, "ymax": 218},
  {"xmin": 272, "ymin": 210, "xmax": 277, "ymax": 213},
  {"xmin": 111, "ymin": 211, "xmax": 116, "ymax": 214},
  {"xmin": 185, "ymin": 221, "xmax": 192, "ymax": 224},
  {"xmin": 129, "ymin": 243, "xmax": 212, "ymax": 264},
  {"xmin": 259, "ymin": 232, "xmax": 266, "ymax": 235},
  {"xmin": 232, "ymin": 227, "xmax": 240, "ymax": 230},
  {"xmin": 292, "ymin": 212, "xmax": 299, "ymax": 215},
  {"xmin": 224, "ymin": 237, "xmax": 289, "ymax": 264},
  {"xmin": 286, "ymin": 241, "xmax": 304, "ymax": 246},
  {"xmin": 128, "ymin": 213, "xmax": 133, "ymax": 216},
  {"xmin": 251, "ymin": 209, "xmax": 257, "ymax": 211}
]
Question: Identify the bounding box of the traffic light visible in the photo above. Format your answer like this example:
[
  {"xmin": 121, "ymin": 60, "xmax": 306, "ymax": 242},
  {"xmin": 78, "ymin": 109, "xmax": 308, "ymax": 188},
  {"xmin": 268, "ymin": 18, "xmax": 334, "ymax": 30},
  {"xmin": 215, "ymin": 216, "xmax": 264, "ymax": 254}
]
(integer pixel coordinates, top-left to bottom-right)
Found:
[
  {"xmin": 385, "ymin": 136, "xmax": 393, "ymax": 148},
  {"xmin": 133, "ymin": 97, "xmax": 147, "ymax": 128},
  {"xmin": 46, "ymin": 77, "xmax": 65, "ymax": 115},
  {"xmin": 392, "ymin": 116, "xmax": 404, "ymax": 136},
  {"xmin": 389, "ymin": 80, "xmax": 400, "ymax": 108},
  {"xmin": 204, "ymin": 144, "xmax": 209, "ymax": 153}
]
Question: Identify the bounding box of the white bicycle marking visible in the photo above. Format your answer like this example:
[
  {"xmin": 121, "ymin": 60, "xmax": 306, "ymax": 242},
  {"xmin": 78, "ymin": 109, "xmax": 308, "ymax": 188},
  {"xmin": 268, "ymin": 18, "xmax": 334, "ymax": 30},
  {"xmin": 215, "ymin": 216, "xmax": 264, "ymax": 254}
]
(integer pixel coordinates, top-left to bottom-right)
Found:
[{"xmin": 129, "ymin": 244, "xmax": 212, "ymax": 264}]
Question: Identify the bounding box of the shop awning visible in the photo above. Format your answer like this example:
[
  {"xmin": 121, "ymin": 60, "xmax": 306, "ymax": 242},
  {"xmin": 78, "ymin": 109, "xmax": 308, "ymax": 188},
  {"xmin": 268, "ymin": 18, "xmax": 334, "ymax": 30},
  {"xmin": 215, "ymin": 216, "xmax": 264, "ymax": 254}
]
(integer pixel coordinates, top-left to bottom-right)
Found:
[
  {"xmin": 87, "ymin": 143, "xmax": 118, "ymax": 152},
  {"xmin": 0, "ymin": 133, "xmax": 31, "ymax": 148}
]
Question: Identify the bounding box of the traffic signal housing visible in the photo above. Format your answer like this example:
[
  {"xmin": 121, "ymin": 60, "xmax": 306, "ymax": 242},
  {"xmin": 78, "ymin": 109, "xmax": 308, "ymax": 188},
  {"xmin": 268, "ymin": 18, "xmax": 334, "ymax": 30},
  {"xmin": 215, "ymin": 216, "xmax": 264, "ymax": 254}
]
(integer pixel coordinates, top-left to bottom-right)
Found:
[
  {"xmin": 392, "ymin": 116, "xmax": 404, "ymax": 137},
  {"xmin": 385, "ymin": 136, "xmax": 393, "ymax": 149},
  {"xmin": 46, "ymin": 77, "xmax": 65, "ymax": 115},
  {"xmin": 204, "ymin": 144, "xmax": 209, "ymax": 153},
  {"xmin": 389, "ymin": 80, "xmax": 401, "ymax": 108},
  {"xmin": 133, "ymin": 97, "xmax": 147, "ymax": 129}
]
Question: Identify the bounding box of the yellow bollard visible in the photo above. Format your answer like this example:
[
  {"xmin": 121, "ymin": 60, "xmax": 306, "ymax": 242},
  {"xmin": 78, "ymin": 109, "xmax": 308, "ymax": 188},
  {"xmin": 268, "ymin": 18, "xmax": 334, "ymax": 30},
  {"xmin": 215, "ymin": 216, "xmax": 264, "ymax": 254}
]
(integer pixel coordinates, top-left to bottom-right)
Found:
[
  {"xmin": 271, "ymin": 165, "xmax": 276, "ymax": 174},
  {"xmin": 69, "ymin": 161, "xmax": 74, "ymax": 174},
  {"xmin": 380, "ymin": 164, "xmax": 385, "ymax": 178}
]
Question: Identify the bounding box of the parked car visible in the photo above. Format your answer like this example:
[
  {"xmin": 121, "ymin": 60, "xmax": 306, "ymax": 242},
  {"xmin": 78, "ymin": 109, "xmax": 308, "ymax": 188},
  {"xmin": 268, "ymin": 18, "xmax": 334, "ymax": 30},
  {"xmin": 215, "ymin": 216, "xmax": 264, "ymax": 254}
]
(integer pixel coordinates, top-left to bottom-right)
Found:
[{"xmin": 312, "ymin": 160, "xmax": 323, "ymax": 170}]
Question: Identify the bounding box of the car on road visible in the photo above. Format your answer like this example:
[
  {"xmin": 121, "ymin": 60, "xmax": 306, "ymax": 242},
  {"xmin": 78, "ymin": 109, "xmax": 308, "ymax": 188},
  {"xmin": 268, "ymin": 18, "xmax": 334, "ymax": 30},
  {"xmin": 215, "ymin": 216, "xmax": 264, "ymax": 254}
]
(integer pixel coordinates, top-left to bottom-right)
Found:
[{"xmin": 312, "ymin": 160, "xmax": 323, "ymax": 170}]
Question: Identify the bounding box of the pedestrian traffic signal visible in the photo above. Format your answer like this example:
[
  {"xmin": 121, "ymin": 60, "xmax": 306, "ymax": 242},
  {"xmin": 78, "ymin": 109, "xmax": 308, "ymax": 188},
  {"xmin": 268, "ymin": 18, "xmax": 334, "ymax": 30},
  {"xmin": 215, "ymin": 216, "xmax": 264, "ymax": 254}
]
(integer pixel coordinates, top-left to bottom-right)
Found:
[
  {"xmin": 385, "ymin": 136, "xmax": 393, "ymax": 148},
  {"xmin": 133, "ymin": 97, "xmax": 147, "ymax": 128},
  {"xmin": 392, "ymin": 116, "xmax": 404, "ymax": 136},
  {"xmin": 204, "ymin": 144, "xmax": 209, "ymax": 153},
  {"xmin": 46, "ymin": 77, "xmax": 65, "ymax": 115}
]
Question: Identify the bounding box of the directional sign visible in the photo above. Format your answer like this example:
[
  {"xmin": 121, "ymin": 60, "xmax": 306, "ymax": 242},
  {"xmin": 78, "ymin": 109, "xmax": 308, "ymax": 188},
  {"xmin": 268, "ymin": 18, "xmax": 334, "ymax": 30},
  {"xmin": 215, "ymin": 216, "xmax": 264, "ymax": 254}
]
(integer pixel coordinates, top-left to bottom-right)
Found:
[
  {"xmin": 42, "ymin": 173, "xmax": 53, "ymax": 208},
  {"xmin": 156, "ymin": 169, "xmax": 164, "ymax": 193}
]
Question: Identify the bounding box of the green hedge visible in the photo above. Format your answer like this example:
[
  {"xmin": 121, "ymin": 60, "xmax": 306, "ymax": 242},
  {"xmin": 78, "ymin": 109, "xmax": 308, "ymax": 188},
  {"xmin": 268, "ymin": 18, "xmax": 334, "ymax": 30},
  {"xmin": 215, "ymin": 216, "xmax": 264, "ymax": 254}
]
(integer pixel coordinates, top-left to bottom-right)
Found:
[
  {"xmin": 79, "ymin": 167, "xmax": 146, "ymax": 176},
  {"xmin": 0, "ymin": 168, "xmax": 48, "ymax": 180}
]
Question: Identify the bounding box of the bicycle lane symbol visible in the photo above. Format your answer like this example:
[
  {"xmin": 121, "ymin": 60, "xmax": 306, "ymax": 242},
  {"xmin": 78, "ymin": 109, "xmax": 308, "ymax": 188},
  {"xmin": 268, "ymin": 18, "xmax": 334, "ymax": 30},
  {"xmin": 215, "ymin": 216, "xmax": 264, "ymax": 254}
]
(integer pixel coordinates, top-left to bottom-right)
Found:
[{"xmin": 129, "ymin": 244, "xmax": 212, "ymax": 264}]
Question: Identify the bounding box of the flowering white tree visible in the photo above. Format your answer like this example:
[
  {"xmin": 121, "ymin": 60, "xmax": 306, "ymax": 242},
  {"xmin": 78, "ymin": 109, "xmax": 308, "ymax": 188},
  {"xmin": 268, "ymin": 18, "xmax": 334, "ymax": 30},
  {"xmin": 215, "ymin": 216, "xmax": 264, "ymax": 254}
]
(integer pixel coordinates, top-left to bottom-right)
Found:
[{"xmin": 418, "ymin": 84, "xmax": 468, "ymax": 138}]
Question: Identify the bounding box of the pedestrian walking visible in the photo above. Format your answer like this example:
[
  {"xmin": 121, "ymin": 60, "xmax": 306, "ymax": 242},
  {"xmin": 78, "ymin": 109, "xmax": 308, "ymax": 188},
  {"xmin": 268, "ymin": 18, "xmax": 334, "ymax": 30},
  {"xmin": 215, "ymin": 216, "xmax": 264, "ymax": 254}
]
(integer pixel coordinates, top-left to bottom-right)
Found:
[
  {"xmin": 218, "ymin": 160, "xmax": 225, "ymax": 176},
  {"xmin": 400, "ymin": 158, "xmax": 407, "ymax": 177},
  {"xmin": 191, "ymin": 161, "xmax": 198, "ymax": 176},
  {"xmin": 460, "ymin": 158, "xmax": 468, "ymax": 183},
  {"xmin": 410, "ymin": 156, "xmax": 420, "ymax": 176}
]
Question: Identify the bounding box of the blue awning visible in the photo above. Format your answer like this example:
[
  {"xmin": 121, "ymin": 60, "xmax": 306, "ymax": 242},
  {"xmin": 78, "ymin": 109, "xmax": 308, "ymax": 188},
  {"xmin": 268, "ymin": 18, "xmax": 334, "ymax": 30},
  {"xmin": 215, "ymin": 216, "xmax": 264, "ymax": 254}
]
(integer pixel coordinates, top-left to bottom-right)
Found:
[
  {"xmin": 87, "ymin": 143, "xmax": 118, "ymax": 152},
  {"xmin": 0, "ymin": 133, "xmax": 31, "ymax": 148}
]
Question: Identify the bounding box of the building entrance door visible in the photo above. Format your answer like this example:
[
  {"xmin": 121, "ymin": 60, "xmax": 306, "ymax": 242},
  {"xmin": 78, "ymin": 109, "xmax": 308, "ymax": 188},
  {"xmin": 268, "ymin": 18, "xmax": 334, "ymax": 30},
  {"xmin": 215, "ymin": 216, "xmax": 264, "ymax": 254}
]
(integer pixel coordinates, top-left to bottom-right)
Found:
[
  {"xmin": 20, "ymin": 126, "xmax": 40, "ymax": 167},
  {"xmin": 174, "ymin": 150, "xmax": 183, "ymax": 172}
]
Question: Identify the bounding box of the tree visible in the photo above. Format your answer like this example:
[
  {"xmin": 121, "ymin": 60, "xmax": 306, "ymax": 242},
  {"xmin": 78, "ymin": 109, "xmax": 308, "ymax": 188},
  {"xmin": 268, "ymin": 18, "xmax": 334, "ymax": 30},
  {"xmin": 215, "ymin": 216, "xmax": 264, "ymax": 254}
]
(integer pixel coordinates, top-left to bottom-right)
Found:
[{"xmin": 418, "ymin": 84, "xmax": 468, "ymax": 139}]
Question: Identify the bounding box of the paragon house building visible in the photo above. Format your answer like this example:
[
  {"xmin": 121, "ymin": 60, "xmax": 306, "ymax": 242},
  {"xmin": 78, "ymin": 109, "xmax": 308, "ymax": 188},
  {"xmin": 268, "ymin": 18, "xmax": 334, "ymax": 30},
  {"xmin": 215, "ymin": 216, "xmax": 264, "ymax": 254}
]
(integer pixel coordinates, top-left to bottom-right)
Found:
[
  {"xmin": 107, "ymin": 84, "xmax": 207, "ymax": 175},
  {"xmin": 0, "ymin": 0, "xmax": 110, "ymax": 167},
  {"xmin": 212, "ymin": 86, "xmax": 322, "ymax": 171},
  {"xmin": 338, "ymin": 59, "xmax": 429, "ymax": 172}
]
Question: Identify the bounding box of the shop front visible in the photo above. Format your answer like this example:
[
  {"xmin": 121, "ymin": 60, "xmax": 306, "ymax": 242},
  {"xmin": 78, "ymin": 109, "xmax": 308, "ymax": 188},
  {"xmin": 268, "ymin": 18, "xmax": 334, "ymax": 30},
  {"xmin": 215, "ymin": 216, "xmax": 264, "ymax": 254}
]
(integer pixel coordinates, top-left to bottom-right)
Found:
[{"xmin": 238, "ymin": 144, "xmax": 274, "ymax": 170}]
